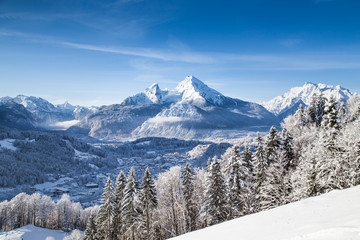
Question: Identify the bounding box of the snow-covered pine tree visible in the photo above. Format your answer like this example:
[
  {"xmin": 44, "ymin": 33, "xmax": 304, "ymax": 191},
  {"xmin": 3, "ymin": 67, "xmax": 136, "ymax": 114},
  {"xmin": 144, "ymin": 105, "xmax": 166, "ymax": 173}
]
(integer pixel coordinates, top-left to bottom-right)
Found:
[
  {"xmin": 259, "ymin": 157, "xmax": 287, "ymax": 210},
  {"xmin": 264, "ymin": 126, "xmax": 280, "ymax": 165},
  {"xmin": 241, "ymin": 145, "xmax": 255, "ymax": 214},
  {"xmin": 294, "ymin": 103, "xmax": 306, "ymax": 127},
  {"xmin": 113, "ymin": 170, "xmax": 126, "ymax": 240},
  {"xmin": 139, "ymin": 167, "xmax": 158, "ymax": 240},
  {"xmin": 280, "ymin": 128, "xmax": 295, "ymax": 171},
  {"xmin": 306, "ymin": 93, "xmax": 318, "ymax": 124},
  {"xmin": 315, "ymin": 96, "xmax": 342, "ymax": 193},
  {"xmin": 202, "ymin": 156, "xmax": 228, "ymax": 226},
  {"xmin": 316, "ymin": 93, "xmax": 326, "ymax": 127},
  {"xmin": 253, "ymin": 132, "xmax": 266, "ymax": 212},
  {"xmin": 122, "ymin": 168, "xmax": 139, "ymax": 240},
  {"xmin": 182, "ymin": 163, "xmax": 197, "ymax": 232},
  {"xmin": 83, "ymin": 215, "xmax": 97, "ymax": 240},
  {"xmin": 225, "ymin": 146, "xmax": 244, "ymax": 218},
  {"xmin": 96, "ymin": 177, "xmax": 115, "ymax": 240}
]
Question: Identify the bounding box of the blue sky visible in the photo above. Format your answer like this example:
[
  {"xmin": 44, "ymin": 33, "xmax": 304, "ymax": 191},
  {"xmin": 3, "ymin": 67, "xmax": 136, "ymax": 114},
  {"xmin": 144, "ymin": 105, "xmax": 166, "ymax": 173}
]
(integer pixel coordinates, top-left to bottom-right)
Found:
[{"xmin": 1, "ymin": 0, "xmax": 359, "ymax": 106}]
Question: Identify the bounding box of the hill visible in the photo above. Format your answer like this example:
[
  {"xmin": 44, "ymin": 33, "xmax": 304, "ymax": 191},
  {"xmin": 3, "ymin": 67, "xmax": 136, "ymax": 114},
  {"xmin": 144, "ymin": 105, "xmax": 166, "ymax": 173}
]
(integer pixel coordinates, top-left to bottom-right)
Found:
[{"xmin": 171, "ymin": 186, "xmax": 360, "ymax": 240}]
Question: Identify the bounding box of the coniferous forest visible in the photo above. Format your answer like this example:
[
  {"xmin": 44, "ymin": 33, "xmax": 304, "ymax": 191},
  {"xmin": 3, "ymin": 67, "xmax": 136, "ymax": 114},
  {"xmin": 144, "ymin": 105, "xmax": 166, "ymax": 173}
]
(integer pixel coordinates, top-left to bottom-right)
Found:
[{"xmin": 1, "ymin": 93, "xmax": 360, "ymax": 239}]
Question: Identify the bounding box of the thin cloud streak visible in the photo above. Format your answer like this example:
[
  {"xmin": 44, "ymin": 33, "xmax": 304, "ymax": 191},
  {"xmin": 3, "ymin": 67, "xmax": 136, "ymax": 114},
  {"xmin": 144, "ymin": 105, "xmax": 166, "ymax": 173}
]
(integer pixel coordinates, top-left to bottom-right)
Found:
[{"xmin": 60, "ymin": 41, "xmax": 215, "ymax": 64}]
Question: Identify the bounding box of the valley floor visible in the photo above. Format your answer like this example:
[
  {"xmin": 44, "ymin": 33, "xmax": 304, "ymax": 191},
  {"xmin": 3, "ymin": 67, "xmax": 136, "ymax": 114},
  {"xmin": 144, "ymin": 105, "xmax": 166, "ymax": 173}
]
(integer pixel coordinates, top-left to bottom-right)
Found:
[
  {"xmin": 0, "ymin": 225, "xmax": 69, "ymax": 240},
  {"xmin": 172, "ymin": 186, "xmax": 360, "ymax": 240}
]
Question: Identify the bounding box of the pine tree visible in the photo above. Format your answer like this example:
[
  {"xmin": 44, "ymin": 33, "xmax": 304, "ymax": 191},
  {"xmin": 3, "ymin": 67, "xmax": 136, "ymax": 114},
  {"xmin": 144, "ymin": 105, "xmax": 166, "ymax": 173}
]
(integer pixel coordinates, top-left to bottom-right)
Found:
[
  {"xmin": 280, "ymin": 128, "xmax": 295, "ymax": 171},
  {"xmin": 182, "ymin": 163, "xmax": 197, "ymax": 232},
  {"xmin": 316, "ymin": 93, "xmax": 326, "ymax": 127},
  {"xmin": 294, "ymin": 103, "xmax": 306, "ymax": 127},
  {"xmin": 83, "ymin": 215, "xmax": 97, "ymax": 240},
  {"xmin": 306, "ymin": 93, "xmax": 318, "ymax": 124},
  {"xmin": 264, "ymin": 126, "xmax": 280, "ymax": 165},
  {"xmin": 225, "ymin": 146, "xmax": 244, "ymax": 218},
  {"xmin": 122, "ymin": 168, "xmax": 139, "ymax": 240},
  {"xmin": 96, "ymin": 177, "xmax": 115, "ymax": 240},
  {"xmin": 241, "ymin": 145, "xmax": 255, "ymax": 214},
  {"xmin": 113, "ymin": 171, "xmax": 126, "ymax": 240},
  {"xmin": 139, "ymin": 167, "xmax": 158, "ymax": 240},
  {"xmin": 253, "ymin": 133, "xmax": 266, "ymax": 212},
  {"xmin": 259, "ymin": 158, "xmax": 287, "ymax": 210},
  {"xmin": 202, "ymin": 157, "xmax": 228, "ymax": 226}
]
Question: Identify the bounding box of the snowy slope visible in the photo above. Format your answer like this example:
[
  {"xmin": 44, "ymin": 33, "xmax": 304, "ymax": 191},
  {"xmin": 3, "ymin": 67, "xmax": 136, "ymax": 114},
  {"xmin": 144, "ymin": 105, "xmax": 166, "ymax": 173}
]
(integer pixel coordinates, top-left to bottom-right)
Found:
[
  {"xmin": 0, "ymin": 225, "xmax": 69, "ymax": 240},
  {"xmin": 172, "ymin": 186, "xmax": 360, "ymax": 240},
  {"xmin": 261, "ymin": 82, "xmax": 355, "ymax": 118},
  {"xmin": 74, "ymin": 76, "xmax": 279, "ymax": 140}
]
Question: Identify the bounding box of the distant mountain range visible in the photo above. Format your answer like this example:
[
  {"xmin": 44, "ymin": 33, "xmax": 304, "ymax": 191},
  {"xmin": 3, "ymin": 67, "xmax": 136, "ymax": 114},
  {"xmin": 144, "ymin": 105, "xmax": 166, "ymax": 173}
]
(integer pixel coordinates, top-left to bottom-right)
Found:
[
  {"xmin": 0, "ymin": 78, "xmax": 356, "ymax": 140},
  {"xmin": 261, "ymin": 82, "xmax": 355, "ymax": 119},
  {"xmin": 72, "ymin": 76, "xmax": 279, "ymax": 140}
]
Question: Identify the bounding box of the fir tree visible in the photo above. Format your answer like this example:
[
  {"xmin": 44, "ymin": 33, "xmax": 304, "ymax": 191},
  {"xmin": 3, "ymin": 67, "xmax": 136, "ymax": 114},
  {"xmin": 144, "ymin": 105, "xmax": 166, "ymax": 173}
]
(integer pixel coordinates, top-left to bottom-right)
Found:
[
  {"xmin": 294, "ymin": 103, "xmax": 306, "ymax": 127},
  {"xmin": 139, "ymin": 167, "xmax": 158, "ymax": 240},
  {"xmin": 96, "ymin": 177, "xmax": 115, "ymax": 240},
  {"xmin": 306, "ymin": 93, "xmax": 318, "ymax": 124},
  {"xmin": 225, "ymin": 146, "xmax": 244, "ymax": 218},
  {"xmin": 113, "ymin": 171, "xmax": 126, "ymax": 240},
  {"xmin": 83, "ymin": 215, "xmax": 97, "ymax": 240},
  {"xmin": 182, "ymin": 163, "xmax": 197, "ymax": 232},
  {"xmin": 241, "ymin": 145, "xmax": 255, "ymax": 214},
  {"xmin": 122, "ymin": 168, "xmax": 139, "ymax": 240},
  {"xmin": 259, "ymin": 158, "xmax": 287, "ymax": 210},
  {"xmin": 202, "ymin": 157, "xmax": 228, "ymax": 226},
  {"xmin": 264, "ymin": 126, "xmax": 280, "ymax": 165},
  {"xmin": 280, "ymin": 128, "xmax": 295, "ymax": 171},
  {"xmin": 253, "ymin": 133, "xmax": 266, "ymax": 212},
  {"xmin": 316, "ymin": 93, "xmax": 326, "ymax": 127}
]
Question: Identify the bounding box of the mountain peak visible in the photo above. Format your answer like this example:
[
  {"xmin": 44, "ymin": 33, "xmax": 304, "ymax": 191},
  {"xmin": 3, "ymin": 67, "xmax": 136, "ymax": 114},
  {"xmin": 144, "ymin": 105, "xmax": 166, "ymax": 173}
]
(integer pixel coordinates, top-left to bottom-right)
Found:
[
  {"xmin": 175, "ymin": 76, "xmax": 224, "ymax": 106},
  {"xmin": 145, "ymin": 83, "xmax": 162, "ymax": 104}
]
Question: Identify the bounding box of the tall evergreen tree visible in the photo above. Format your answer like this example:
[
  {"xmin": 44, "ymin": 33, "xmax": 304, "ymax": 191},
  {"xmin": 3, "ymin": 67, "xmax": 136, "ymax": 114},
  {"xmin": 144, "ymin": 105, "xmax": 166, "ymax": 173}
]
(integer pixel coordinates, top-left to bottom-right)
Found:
[
  {"xmin": 139, "ymin": 167, "xmax": 158, "ymax": 240},
  {"xmin": 259, "ymin": 158, "xmax": 287, "ymax": 210},
  {"xmin": 122, "ymin": 168, "xmax": 139, "ymax": 240},
  {"xmin": 113, "ymin": 171, "xmax": 126, "ymax": 240},
  {"xmin": 182, "ymin": 163, "xmax": 197, "ymax": 232},
  {"xmin": 83, "ymin": 215, "xmax": 97, "ymax": 240},
  {"xmin": 96, "ymin": 177, "xmax": 115, "ymax": 240},
  {"xmin": 253, "ymin": 133, "xmax": 266, "ymax": 212},
  {"xmin": 280, "ymin": 128, "xmax": 295, "ymax": 171},
  {"xmin": 316, "ymin": 93, "xmax": 326, "ymax": 127},
  {"xmin": 225, "ymin": 146, "xmax": 244, "ymax": 218},
  {"xmin": 202, "ymin": 157, "xmax": 228, "ymax": 226},
  {"xmin": 306, "ymin": 93, "xmax": 318, "ymax": 124},
  {"xmin": 264, "ymin": 126, "xmax": 280, "ymax": 165},
  {"xmin": 241, "ymin": 145, "xmax": 255, "ymax": 214}
]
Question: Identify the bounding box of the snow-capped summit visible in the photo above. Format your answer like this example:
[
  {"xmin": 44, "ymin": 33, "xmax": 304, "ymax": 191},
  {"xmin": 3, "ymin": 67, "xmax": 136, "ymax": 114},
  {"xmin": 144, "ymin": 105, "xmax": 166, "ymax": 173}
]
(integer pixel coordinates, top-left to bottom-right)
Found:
[
  {"xmin": 56, "ymin": 101, "xmax": 76, "ymax": 110},
  {"xmin": 144, "ymin": 83, "xmax": 162, "ymax": 104},
  {"xmin": 261, "ymin": 82, "xmax": 355, "ymax": 118},
  {"xmin": 122, "ymin": 76, "xmax": 226, "ymax": 107},
  {"xmin": 175, "ymin": 76, "xmax": 225, "ymax": 106}
]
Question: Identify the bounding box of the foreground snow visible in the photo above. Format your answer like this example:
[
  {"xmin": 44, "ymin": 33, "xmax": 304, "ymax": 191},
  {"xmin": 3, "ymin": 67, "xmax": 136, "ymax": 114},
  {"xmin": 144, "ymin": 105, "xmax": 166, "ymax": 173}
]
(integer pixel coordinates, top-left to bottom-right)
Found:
[
  {"xmin": 172, "ymin": 186, "xmax": 360, "ymax": 240},
  {"xmin": 0, "ymin": 225, "xmax": 69, "ymax": 240}
]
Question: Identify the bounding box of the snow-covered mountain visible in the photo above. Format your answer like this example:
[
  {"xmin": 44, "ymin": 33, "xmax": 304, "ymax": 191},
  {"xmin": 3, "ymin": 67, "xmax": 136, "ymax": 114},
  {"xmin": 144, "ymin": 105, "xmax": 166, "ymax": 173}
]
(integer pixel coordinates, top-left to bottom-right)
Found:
[
  {"xmin": 73, "ymin": 76, "xmax": 279, "ymax": 140},
  {"xmin": 172, "ymin": 186, "xmax": 360, "ymax": 240},
  {"xmin": 0, "ymin": 95, "xmax": 97, "ymax": 126},
  {"xmin": 261, "ymin": 82, "xmax": 355, "ymax": 119}
]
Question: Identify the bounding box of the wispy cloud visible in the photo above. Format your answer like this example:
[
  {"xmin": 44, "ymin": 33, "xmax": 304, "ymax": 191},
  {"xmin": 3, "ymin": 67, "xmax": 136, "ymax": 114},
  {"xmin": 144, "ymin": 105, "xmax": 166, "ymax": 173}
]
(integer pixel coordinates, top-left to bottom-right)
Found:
[{"xmin": 60, "ymin": 41, "xmax": 215, "ymax": 64}]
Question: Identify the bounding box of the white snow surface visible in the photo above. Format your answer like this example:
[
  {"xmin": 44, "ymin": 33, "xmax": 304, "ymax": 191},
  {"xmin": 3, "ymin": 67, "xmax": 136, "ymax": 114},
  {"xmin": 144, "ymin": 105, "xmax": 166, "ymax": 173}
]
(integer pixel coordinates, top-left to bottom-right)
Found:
[
  {"xmin": 171, "ymin": 186, "xmax": 360, "ymax": 240},
  {"xmin": 261, "ymin": 82, "xmax": 355, "ymax": 115},
  {"xmin": 0, "ymin": 225, "xmax": 69, "ymax": 240},
  {"xmin": 0, "ymin": 139, "xmax": 17, "ymax": 151}
]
